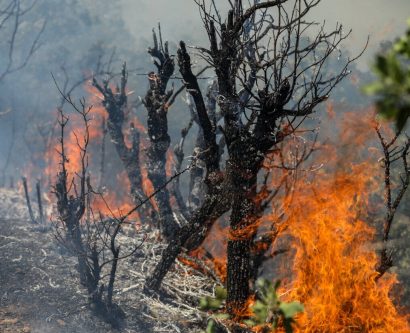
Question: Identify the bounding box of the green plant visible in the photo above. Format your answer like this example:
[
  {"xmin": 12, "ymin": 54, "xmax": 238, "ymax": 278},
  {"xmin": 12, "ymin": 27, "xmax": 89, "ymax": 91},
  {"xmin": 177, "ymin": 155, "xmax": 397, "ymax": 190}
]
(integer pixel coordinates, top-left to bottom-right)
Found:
[
  {"xmin": 364, "ymin": 18, "xmax": 410, "ymax": 130},
  {"xmin": 200, "ymin": 279, "xmax": 304, "ymax": 333},
  {"xmin": 200, "ymin": 286, "xmax": 228, "ymax": 312},
  {"xmin": 244, "ymin": 279, "xmax": 304, "ymax": 333}
]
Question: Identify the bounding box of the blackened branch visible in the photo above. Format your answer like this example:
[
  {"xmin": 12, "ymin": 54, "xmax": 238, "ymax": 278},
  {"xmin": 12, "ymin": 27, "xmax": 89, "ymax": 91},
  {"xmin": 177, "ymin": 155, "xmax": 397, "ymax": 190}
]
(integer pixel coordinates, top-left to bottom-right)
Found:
[
  {"xmin": 375, "ymin": 126, "xmax": 410, "ymax": 279},
  {"xmin": 178, "ymin": 41, "xmax": 219, "ymax": 173}
]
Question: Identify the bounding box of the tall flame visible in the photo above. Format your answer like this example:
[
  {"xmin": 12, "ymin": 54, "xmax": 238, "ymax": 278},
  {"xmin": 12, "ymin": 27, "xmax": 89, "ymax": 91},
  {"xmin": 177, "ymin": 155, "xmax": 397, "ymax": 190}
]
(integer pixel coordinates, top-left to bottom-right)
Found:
[
  {"xmin": 191, "ymin": 106, "xmax": 409, "ymax": 331},
  {"xmin": 277, "ymin": 109, "xmax": 409, "ymax": 332}
]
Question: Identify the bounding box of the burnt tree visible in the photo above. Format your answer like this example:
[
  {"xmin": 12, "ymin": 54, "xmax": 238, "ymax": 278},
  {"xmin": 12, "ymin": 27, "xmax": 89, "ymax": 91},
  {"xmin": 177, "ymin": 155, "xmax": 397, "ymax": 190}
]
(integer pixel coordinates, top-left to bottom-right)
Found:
[
  {"xmin": 94, "ymin": 30, "xmax": 184, "ymax": 240},
  {"xmin": 146, "ymin": 0, "xmax": 363, "ymax": 315},
  {"xmin": 51, "ymin": 93, "xmax": 144, "ymax": 326},
  {"xmin": 142, "ymin": 28, "xmax": 181, "ymax": 239},
  {"xmin": 93, "ymin": 64, "xmax": 155, "ymax": 222},
  {"xmin": 87, "ymin": 0, "xmax": 365, "ymax": 320}
]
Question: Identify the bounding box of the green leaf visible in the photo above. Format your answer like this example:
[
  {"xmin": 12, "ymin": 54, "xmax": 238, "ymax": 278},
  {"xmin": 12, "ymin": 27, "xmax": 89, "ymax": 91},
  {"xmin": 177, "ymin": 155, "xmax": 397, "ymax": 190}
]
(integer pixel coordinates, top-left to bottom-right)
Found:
[
  {"xmin": 396, "ymin": 105, "xmax": 410, "ymax": 131},
  {"xmin": 375, "ymin": 55, "xmax": 389, "ymax": 76},
  {"xmin": 243, "ymin": 319, "xmax": 256, "ymax": 327},
  {"xmin": 215, "ymin": 286, "xmax": 227, "ymax": 300},
  {"xmin": 362, "ymin": 82, "xmax": 383, "ymax": 95},
  {"xmin": 256, "ymin": 277, "xmax": 269, "ymax": 290},
  {"xmin": 279, "ymin": 302, "xmax": 304, "ymax": 319},
  {"xmin": 199, "ymin": 296, "xmax": 223, "ymax": 311},
  {"xmin": 363, "ymin": 18, "xmax": 410, "ymax": 130},
  {"xmin": 213, "ymin": 313, "xmax": 230, "ymax": 320},
  {"xmin": 252, "ymin": 300, "xmax": 269, "ymax": 323},
  {"xmin": 387, "ymin": 56, "xmax": 405, "ymax": 83},
  {"xmin": 207, "ymin": 298, "xmax": 223, "ymax": 311},
  {"xmin": 206, "ymin": 319, "xmax": 216, "ymax": 333},
  {"xmin": 199, "ymin": 297, "xmax": 209, "ymax": 310}
]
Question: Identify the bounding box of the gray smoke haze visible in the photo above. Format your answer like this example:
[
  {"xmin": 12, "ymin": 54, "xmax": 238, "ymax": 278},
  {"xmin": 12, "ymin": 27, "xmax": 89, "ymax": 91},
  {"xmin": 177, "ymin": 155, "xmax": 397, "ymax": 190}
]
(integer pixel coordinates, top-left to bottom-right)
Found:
[
  {"xmin": 121, "ymin": 0, "xmax": 410, "ymax": 69},
  {"xmin": 1, "ymin": 0, "xmax": 409, "ymax": 179}
]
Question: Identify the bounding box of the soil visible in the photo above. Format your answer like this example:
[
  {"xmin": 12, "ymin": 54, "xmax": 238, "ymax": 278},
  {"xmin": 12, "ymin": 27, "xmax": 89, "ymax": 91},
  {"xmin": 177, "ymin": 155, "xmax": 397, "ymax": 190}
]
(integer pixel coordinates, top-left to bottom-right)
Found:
[{"xmin": 0, "ymin": 188, "xmax": 212, "ymax": 333}]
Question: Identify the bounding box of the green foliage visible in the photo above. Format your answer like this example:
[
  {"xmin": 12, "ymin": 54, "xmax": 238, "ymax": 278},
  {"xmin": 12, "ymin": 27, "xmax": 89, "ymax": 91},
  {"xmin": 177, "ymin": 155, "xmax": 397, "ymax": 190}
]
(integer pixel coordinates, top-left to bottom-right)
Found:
[
  {"xmin": 364, "ymin": 18, "xmax": 410, "ymax": 131},
  {"xmin": 200, "ymin": 279, "xmax": 303, "ymax": 333},
  {"xmin": 200, "ymin": 286, "xmax": 227, "ymax": 311},
  {"xmin": 244, "ymin": 279, "xmax": 304, "ymax": 333}
]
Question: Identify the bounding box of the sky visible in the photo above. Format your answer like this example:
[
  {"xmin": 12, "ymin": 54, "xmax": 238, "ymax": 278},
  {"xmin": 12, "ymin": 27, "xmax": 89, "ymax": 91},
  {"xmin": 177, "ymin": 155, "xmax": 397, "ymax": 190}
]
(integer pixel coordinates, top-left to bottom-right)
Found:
[{"xmin": 120, "ymin": 0, "xmax": 410, "ymax": 70}]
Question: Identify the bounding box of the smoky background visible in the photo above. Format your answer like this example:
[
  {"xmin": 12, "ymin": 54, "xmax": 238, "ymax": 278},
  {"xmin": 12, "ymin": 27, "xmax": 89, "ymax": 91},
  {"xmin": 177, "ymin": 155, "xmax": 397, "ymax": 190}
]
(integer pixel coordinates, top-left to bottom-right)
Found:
[{"xmin": 0, "ymin": 0, "xmax": 408, "ymax": 179}]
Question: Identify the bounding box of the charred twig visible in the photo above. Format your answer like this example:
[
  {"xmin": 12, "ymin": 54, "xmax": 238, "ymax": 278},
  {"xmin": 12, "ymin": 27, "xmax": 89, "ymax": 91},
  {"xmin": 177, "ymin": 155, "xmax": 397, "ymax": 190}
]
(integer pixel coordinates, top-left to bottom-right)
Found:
[
  {"xmin": 0, "ymin": 0, "xmax": 46, "ymax": 82},
  {"xmin": 98, "ymin": 118, "xmax": 107, "ymax": 192},
  {"xmin": 36, "ymin": 180, "xmax": 44, "ymax": 224},
  {"xmin": 375, "ymin": 126, "xmax": 410, "ymax": 279},
  {"xmin": 22, "ymin": 177, "xmax": 36, "ymax": 224}
]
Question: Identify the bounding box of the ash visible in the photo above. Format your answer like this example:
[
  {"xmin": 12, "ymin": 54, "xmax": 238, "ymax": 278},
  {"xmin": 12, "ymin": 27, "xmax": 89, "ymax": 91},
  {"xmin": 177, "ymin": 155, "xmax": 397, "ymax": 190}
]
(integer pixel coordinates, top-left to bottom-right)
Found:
[{"xmin": 0, "ymin": 189, "xmax": 216, "ymax": 333}]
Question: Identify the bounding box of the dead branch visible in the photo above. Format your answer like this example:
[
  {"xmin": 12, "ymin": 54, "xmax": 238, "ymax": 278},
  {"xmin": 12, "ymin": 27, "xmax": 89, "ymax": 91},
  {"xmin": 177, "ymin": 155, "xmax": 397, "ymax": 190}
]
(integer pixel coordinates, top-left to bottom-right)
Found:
[
  {"xmin": 22, "ymin": 176, "xmax": 36, "ymax": 224},
  {"xmin": 142, "ymin": 27, "xmax": 180, "ymax": 239},
  {"xmin": 0, "ymin": 0, "xmax": 46, "ymax": 82},
  {"xmin": 36, "ymin": 179, "xmax": 44, "ymax": 224},
  {"xmin": 92, "ymin": 63, "xmax": 155, "ymax": 221},
  {"xmin": 375, "ymin": 126, "xmax": 410, "ymax": 279}
]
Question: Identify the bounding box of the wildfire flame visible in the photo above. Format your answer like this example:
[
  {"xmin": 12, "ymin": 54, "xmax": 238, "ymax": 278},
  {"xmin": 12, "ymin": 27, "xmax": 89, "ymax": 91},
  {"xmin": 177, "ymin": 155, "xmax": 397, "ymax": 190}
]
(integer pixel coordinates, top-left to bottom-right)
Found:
[
  {"xmin": 277, "ymin": 109, "xmax": 410, "ymax": 332},
  {"xmin": 31, "ymin": 76, "xmax": 410, "ymax": 332},
  {"xmin": 38, "ymin": 83, "xmax": 141, "ymax": 221},
  {"xmin": 190, "ymin": 107, "xmax": 409, "ymax": 332}
]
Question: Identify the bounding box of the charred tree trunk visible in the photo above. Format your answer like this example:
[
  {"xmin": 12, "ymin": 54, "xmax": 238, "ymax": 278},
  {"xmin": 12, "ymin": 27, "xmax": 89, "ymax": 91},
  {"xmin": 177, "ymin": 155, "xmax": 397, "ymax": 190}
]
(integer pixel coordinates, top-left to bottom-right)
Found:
[
  {"xmin": 144, "ymin": 40, "xmax": 228, "ymax": 291},
  {"xmin": 54, "ymin": 170, "xmax": 96, "ymax": 293},
  {"xmin": 225, "ymin": 131, "xmax": 260, "ymax": 313},
  {"xmin": 145, "ymin": 38, "xmax": 234, "ymax": 291},
  {"xmin": 142, "ymin": 29, "xmax": 181, "ymax": 240},
  {"xmin": 144, "ymin": 187, "xmax": 230, "ymax": 291},
  {"xmin": 22, "ymin": 177, "xmax": 36, "ymax": 224},
  {"xmin": 226, "ymin": 191, "xmax": 257, "ymax": 312},
  {"xmin": 105, "ymin": 98, "xmax": 143, "ymax": 203},
  {"xmin": 93, "ymin": 65, "xmax": 155, "ymax": 221},
  {"xmin": 36, "ymin": 180, "xmax": 44, "ymax": 224}
]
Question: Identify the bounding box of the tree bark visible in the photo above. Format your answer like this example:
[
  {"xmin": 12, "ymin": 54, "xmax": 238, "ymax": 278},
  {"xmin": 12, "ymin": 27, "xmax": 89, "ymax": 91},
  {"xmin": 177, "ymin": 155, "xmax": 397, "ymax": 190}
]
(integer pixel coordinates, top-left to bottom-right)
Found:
[
  {"xmin": 145, "ymin": 183, "xmax": 231, "ymax": 291},
  {"xmin": 225, "ymin": 134, "xmax": 259, "ymax": 313}
]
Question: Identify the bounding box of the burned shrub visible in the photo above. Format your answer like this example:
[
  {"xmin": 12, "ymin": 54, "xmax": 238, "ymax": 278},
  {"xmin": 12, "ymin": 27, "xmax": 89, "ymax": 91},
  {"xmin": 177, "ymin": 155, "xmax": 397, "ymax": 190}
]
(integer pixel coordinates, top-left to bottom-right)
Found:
[{"xmin": 51, "ymin": 94, "xmax": 144, "ymax": 327}]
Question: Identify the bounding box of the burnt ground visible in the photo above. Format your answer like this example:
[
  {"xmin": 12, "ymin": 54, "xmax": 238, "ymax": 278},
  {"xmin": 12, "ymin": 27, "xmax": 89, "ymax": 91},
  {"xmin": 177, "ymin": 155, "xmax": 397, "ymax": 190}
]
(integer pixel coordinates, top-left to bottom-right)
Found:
[{"xmin": 0, "ymin": 188, "xmax": 214, "ymax": 333}]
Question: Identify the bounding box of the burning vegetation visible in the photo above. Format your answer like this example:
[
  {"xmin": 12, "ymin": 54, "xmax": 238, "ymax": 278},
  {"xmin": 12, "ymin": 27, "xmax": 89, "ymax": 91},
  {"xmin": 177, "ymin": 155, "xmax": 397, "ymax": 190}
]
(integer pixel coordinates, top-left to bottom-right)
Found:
[
  {"xmin": 1, "ymin": 0, "xmax": 409, "ymax": 333},
  {"xmin": 280, "ymin": 111, "xmax": 410, "ymax": 332}
]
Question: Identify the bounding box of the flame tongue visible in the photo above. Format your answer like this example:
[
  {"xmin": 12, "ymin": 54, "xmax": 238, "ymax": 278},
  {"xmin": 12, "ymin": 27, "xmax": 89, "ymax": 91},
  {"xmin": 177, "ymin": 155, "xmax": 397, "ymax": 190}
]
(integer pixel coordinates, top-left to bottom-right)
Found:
[{"xmin": 279, "ymin": 110, "xmax": 409, "ymax": 332}]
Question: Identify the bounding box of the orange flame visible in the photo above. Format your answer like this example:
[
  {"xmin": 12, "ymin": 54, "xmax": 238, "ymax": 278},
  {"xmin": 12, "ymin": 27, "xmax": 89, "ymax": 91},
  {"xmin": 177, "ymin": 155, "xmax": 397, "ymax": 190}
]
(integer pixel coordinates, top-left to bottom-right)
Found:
[
  {"xmin": 190, "ymin": 106, "xmax": 409, "ymax": 332},
  {"xmin": 276, "ymin": 108, "xmax": 410, "ymax": 332},
  {"xmin": 41, "ymin": 83, "xmax": 140, "ymax": 222}
]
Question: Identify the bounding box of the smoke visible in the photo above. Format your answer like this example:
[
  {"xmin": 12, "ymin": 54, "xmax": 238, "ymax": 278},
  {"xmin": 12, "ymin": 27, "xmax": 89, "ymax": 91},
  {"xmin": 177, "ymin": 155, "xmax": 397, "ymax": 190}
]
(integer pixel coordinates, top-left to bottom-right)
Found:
[{"xmin": 121, "ymin": 0, "xmax": 410, "ymax": 69}]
